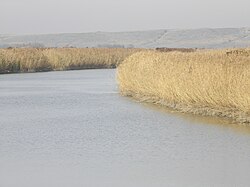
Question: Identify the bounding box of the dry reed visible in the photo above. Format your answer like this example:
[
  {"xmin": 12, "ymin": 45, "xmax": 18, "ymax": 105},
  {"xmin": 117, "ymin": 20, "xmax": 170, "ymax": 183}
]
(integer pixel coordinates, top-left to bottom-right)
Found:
[
  {"xmin": 117, "ymin": 48, "xmax": 250, "ymax": 124},
  {"xmin": 0, "ymin": 48, "xmax": 142, "ymax": 74}
]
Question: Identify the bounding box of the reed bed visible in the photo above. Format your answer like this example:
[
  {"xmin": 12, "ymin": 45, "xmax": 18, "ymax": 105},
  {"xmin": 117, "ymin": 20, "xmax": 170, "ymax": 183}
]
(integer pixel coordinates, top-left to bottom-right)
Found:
[
  {"xmin": 0, "ymin": 48, "xmax": 142, "ymax": 74},
  {"xmin": 117, "ymin": 48, "xmax": 250, "ymax": 124}
]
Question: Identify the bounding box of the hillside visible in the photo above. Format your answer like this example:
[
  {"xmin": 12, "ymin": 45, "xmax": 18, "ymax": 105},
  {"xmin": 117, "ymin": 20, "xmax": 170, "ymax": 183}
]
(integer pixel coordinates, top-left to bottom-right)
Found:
[{"xmin": 1, "ymin": 28, "xmax": 250, "ymax": 48}]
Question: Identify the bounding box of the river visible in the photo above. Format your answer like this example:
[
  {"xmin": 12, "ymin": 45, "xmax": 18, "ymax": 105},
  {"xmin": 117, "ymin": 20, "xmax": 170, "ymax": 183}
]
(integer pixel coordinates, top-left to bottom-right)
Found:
[{"xmin": 1, "ymin": 69, "xmax": 250, "ymax": 187}]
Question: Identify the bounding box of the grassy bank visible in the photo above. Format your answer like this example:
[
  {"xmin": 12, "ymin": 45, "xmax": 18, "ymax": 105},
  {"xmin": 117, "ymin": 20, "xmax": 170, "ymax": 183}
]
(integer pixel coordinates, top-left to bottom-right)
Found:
[
  {"xmin": 0, "ymin": 48, "xmax": 142, "ymax": 74},
  {"xmin": 117, "ymin": 49, "xmax": 250, "ymax": 124}
]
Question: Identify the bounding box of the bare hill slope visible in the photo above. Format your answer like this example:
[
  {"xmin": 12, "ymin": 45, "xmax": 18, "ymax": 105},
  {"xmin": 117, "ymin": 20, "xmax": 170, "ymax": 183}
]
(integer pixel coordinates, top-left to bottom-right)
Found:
[{"xmin": 1, "ymin": 28, "xmax": 250, "ymax": 48}]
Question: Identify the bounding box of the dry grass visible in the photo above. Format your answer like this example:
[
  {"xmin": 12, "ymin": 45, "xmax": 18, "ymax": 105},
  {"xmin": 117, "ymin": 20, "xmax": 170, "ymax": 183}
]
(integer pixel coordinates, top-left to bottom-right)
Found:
[
  {"xmin": 0, "ymin": 48, "xmax": 142, "ymax": 74},
  {"xmin": 117, "ymin": 48, "xmax": 250, "ymax": 124}
]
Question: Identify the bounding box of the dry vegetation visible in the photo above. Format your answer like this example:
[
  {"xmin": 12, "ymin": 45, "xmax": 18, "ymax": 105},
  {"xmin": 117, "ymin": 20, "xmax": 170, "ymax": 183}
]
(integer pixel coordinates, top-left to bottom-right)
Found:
[
  {"xmin": 117, "ymin": 48, "xmax": 250, "ymax": 124},
  {"xmin": 156, "ymin": 47, "xmax": 196, "ymax": 53},
  {"xmin": 0, "ymin": 48, "xmax": 142, "ymax": 74}
]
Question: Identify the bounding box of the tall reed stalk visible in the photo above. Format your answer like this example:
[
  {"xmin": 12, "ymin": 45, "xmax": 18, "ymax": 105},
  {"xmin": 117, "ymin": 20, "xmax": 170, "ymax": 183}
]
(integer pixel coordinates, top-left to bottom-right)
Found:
[{"xmin": 117, "ymin": 49, "xmax": 250, "ymax": 123}]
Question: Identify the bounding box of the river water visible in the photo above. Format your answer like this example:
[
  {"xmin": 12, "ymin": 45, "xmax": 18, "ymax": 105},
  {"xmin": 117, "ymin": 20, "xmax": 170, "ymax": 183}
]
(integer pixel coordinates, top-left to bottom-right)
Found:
[{"xmin": 1, "ymin": 69, "xmax": 250, "ymax": 187}]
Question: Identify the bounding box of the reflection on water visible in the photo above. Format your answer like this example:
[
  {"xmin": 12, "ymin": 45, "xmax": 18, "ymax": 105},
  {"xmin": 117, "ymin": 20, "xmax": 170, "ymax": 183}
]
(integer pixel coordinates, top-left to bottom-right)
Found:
[
  {"xmin": 140, "ymin": 100, "xmax": 250, "ymax": 135},
  {"xmin": 0, "ymin": 69, "xmax": 250, "ymax": 187}
]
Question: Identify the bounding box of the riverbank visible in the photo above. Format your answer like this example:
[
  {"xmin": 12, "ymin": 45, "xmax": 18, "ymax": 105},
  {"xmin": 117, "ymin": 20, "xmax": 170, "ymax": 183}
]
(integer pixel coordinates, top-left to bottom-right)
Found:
[
  {"xmin": 0, "ymin": 48, "xmax": 142, "ymax": 74},
  {"xmin": 117, "ymin": 49, "xmax": 250, "ymax": 124}
]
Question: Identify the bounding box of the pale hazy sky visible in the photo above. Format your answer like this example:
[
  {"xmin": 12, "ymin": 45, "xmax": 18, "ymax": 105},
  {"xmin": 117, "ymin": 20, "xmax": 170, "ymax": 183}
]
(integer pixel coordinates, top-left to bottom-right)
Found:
[{"xmin": 1, "ymin": 0, "xmax": 249, "ymax": 34}]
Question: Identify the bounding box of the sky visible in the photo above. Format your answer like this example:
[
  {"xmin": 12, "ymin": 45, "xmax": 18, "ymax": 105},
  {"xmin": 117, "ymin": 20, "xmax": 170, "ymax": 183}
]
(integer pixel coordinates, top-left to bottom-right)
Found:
[{"xmin": 0, "ymin": 0, "xmax": 250, "ymax": 34}]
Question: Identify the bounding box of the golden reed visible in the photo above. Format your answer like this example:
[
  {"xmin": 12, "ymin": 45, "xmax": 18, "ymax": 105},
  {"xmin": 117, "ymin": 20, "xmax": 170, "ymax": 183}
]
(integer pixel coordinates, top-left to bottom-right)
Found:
[
  {"xmin": 117, "ymin": 49, "xmax": 250, "ymax": 124},
  {"xmin": 0, "ymin": 48, "xmax": 142, "ymax": 74}
]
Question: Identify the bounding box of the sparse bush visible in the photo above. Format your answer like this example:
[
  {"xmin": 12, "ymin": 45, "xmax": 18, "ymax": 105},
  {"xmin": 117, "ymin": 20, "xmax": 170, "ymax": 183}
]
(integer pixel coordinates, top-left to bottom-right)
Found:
[{"xmin": 155, "ymin": 47, "xmax": 196, "ymax": 53}]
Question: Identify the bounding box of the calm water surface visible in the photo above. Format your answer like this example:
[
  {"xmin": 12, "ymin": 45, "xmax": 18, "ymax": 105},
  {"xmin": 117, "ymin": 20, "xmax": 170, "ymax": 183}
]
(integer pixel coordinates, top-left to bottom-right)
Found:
[{"xmin": 1, "ymin": 69, "xmax": 250, "ymax": 187}]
